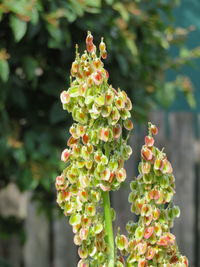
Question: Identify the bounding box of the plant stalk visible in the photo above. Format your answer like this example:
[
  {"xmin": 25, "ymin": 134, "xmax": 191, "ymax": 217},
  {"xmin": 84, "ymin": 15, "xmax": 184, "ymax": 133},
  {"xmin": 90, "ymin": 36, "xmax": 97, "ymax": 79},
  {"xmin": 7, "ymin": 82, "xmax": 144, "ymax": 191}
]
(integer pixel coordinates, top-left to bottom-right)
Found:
[{"xmin": 102, "ymin": 191, "xmax": 115, "ymax": 267}]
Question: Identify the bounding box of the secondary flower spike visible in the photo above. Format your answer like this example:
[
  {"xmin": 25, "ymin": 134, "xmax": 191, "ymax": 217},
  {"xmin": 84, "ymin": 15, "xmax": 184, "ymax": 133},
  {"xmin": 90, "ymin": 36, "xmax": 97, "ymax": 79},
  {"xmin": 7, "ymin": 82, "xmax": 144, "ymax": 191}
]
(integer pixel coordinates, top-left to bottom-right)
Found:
[
  {"xmin": 56, "ymin": 31, "xmax": 133, "ymax": 266},
  {"xmin": 115, "ymin": 122, "xmax": 188, "ymax": 267}
]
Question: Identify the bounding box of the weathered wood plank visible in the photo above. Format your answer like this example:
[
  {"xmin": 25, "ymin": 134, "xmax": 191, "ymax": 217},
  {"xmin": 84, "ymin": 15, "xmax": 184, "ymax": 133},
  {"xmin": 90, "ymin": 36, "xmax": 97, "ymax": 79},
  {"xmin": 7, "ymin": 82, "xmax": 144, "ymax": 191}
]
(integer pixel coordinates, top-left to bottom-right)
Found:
[
  {"xmin": 194, "ymin": 140, "xmax": 200, "ymax": 163},
  {"xmin": 169, "ymin": 112, "xmax": 195, "ymax": 265},
  {"xmin": 196, "ymin": 114, "xmax": 200, "ymax": 267},
  {"xmin": 0, "ymin": 183, "xmax": 29, "ymax": 267},
  {"xmin": 195, "ymin": 163, "xmax": 199, "ymax": 267},
  {"xmin": 23, "ymin": 197, "xmax": 50, "ymax": 267},
  {"xmin": 53, "ymin": 215, "xmax": 77, "ymax": 267}
]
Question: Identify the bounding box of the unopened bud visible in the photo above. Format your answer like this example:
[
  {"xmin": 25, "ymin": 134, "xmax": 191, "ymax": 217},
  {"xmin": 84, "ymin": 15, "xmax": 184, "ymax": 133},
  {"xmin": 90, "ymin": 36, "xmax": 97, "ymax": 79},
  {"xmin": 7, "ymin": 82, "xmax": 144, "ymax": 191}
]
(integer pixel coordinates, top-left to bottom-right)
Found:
[{"xmin": 99, "ymin": 38, "xmax": 106, "ymax": 51}]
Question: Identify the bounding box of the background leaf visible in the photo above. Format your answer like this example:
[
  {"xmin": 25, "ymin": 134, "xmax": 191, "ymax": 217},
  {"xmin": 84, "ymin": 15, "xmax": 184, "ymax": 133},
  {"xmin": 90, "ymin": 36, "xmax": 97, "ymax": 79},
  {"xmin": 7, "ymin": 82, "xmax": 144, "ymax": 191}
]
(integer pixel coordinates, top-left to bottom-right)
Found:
[
  {"xmin": 9, "ymin": 15, "xmax": 27, "ymax": 42},
  {"xmin": 0, "ymin": 60, "xmax": 9, "ymax": 82}
]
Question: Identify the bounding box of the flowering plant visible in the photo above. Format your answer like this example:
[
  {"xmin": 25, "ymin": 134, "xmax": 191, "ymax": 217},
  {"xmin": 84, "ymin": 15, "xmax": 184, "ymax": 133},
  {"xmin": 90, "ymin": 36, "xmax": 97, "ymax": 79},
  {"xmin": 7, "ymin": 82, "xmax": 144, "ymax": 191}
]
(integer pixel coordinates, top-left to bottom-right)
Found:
[
  {"xmin": 116, "ymin": 123, "xmax": 188, "ymax": 267},
  {"xmin": 56, "ymin": 32, "xmax": 188, "ymax": 267}
]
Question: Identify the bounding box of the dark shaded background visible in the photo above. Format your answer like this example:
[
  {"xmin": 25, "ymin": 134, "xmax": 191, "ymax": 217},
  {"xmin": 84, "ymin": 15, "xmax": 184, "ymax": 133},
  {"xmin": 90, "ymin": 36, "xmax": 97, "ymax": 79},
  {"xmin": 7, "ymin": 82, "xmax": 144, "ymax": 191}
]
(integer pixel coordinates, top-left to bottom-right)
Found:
[{"xmin": 0, "ymin": 0, "xmax": 200, "ymax": 266}]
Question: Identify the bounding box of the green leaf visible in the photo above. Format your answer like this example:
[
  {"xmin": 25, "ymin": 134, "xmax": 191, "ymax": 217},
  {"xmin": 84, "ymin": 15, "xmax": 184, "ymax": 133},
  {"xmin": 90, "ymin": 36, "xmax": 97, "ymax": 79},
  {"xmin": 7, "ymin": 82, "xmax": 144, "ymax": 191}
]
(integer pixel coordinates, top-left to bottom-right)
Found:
[
  {"xmin": 85, "ymin": 0, "xmax": 101, "ymax": 13},
  {"xmin": 105, "ymin": 0, "xmax": 114, "ymax": 4},
  {"xmin": 10, "ymin": 15, "xmax": 27, "ymax": 42},
  {"xmin": 156, "ymin": 82, "xmax": 176, "ymax": 107},
  {"xmin": 126, "ymin": 38, "xmax": 138, "ymax": 57},
  {"xmin": 13, "ymin": 148, "xmax": 26, "ymax": 165},
  {"xmin": 113, "ymin": 3, "xmax": 129, "ymax": 21},
  {"xmin": 185, "ymin": 92, "xmax": 196, "ymax": 108},
  {"xmin": 30, "ymin": 8, "xmax": 39, "ymax": 25},
  {"xmin": 46, "ymin": 24, "xmax": 62, "ymax": 41},
  {"xmin": 0, "ymin": 60, "xmax": 9, "ymax": 82},
  {"xmin": 18, "ymin": 167, "xmax": 38, "ymax": 191},
  {"xmin": 5, "ymin": 0, "xmax": 28, "ymax": 15},
  {"xmin": 46, "ymin": 24, "xmax": 64, "ymax": 48},
  {"xmin": 86, "ymin": 0, "xmax": 101, "ymax": 8},
  {"xmin": 68, "ymin": 0, "xmax": 84, "ymax": 17},
  {"xmin": 180, "ymin": 47, "xmax": 190, "ymax": 59},
  {"xmin": 62, "ymin": 9, "xmax": 77, "ymax": 23}
]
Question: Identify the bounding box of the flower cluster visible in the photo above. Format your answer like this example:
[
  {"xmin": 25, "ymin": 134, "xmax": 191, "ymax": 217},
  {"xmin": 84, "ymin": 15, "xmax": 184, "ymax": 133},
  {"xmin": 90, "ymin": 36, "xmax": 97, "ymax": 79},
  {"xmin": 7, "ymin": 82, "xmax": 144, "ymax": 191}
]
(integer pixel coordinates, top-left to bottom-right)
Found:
[
  {"xmin": 56, "ymin": 32, "xmax": 133, "ymax": 266},
  {"xmin": 115, "ymin": 123, "xmax": 188, "ymax": 267}
]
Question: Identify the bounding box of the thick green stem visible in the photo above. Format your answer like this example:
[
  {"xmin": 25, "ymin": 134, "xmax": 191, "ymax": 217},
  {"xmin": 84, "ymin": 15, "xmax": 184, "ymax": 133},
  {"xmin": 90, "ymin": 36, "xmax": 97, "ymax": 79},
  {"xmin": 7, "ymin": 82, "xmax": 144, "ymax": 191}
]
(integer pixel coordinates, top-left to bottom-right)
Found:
[{"xmin": 102, "ymin": 191, "xmax": 115, "ymax": 267}]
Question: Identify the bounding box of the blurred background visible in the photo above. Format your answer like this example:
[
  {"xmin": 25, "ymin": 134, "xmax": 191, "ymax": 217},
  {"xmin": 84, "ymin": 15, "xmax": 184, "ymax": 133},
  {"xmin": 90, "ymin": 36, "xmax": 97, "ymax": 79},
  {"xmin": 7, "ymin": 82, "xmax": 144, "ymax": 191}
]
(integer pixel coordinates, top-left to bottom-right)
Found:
[{"xmin": 0, "ymin": 0, "xmax": 200, "ymax": 266}]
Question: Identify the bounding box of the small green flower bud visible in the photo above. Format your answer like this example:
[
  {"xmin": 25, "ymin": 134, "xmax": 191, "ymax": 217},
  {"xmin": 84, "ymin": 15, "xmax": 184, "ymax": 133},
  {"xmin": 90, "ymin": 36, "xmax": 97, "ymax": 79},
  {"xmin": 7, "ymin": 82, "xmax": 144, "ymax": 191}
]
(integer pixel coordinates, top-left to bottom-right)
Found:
[
  {"xmin": 69, "ymin": 213, "xmax": 81, "ymax": 226},
  {"xmin": 78, "ymin": 246, "xmax": 88, "ymax": 259},
  {"xmin": 74, "ymin": 234, "xmax": 82, "ymax": 245},
  {"xmin": 128, "ymin": 191, "xmax": 137, "ymax": 203},
  {"xmin": 102, "ymin": 105, "xmax": 112, "ymax": 118},
  {"xmin": 109, "ymin": 159, "xmax": 118, "ymax": 171},
  {"xmin": 141, "ymin": 204, "xmax": 152, "ymax": 217},
  {"xmin": 143, "ymin": 174, "xmax": 153, "ymax": 184},
  {"xmin": 77, "ymin": 259, "xmax": 89, "ymax": 267},
  {"xmin": 126, "ymin": 221, "xmax": 138, "ymax": 234},
  {"xmin": 135, "ymin": 226, "xmax": 144, "ymax": 240},
  {"xmin": 113, "ymin": 124, "xmax": 122, "ymax": 139},
  {"xmin": 85, "ymin": 203, "xmax": 96, "ymax": 216},
  {"xmin": 95, "ymin": 95, "xmax": 105, "ymax": 106},
  {"xmin": 96, "ymin": 252, "xmax": 106, "ymax": 263},
  {"xmin": 99, "ymin": 128, "xmax": 110, "ymax": 142},
  {"xmin": 141, "ymin": 162, "xmax": 151, "ymax": 174},
  {"xmin": 172, "ymin": 205, "xmax": 181, "ymax": 218},
  {"xmin": 120, "ymin": 109, "xmax": 131, "ymax": 120},
  {"xmin": 99, "ymin": 38, "xmax": 106, "ymax": 51},
  {"xmin": 116, "ymin": 168, "xmax": 126, "ymax": 182},
  {"xmin": 64, "ymin": 202, "xmax": 74, "ymax": 214},
  {"xmin": 115, "ymin": 234, "xmax": 128, "ymax": 250},
  {"xmin": 88, "ymin": 246, "xmax": 97, "ymax": 257},
  {"xmin": 110, "ymin": 107, "xmax": 120, "ymax": 125},
  {"xmin": 130, "ymin": 181, "xmax": 137, "ymax": 191},
  {"xmin": 94, "ymin": 223, "xmax": 103, "ymax": 234},
  {"xmin": 123, "ymin": 119, "xmax": 134, "ymax": 131},
  {"xmin": 101, "ymin": 155, "xmax": 108, "ymax": 165},
  {"xmin": 116, "ymin": 260, "xmax": 125, "ymax": 267},
  {"xmin": 79, "ymin": 227, "xmax": 89, "ymax": 241},
  {"xmin": 105, "ymin": 90, "xmax": 114, "ymax": 105}
]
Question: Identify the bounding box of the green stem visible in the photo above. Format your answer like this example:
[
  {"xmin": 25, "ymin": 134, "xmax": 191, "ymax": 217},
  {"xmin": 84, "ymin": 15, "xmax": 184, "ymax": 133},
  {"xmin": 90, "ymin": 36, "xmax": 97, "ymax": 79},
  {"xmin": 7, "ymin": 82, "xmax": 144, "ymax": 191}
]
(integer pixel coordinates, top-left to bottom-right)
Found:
[{"xmin": 102, "ymin": 191, "xmax": 115, "ymax": 267}]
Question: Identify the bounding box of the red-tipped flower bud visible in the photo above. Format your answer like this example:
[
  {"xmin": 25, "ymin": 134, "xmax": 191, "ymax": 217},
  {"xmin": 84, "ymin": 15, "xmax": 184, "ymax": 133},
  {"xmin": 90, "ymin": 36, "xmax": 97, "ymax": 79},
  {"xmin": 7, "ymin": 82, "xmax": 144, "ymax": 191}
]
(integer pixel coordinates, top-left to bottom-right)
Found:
[
  {"xmin": 141, "ymin": 146, "xmax": 153, "ymax": 161},
  {"xmin": 86, "ymin": 43, "xmax": 95, "ymax": 53},
  {"xmin": 101, "ymin": 50, "xmax": 107, "ymax": 59},
  {"xmin": 86, "ymin": 32, "xmax": 93, "ymax": 44},
  {"xmin": 150, "ymin": 124, "xmax": 158, "ymax": 135},
  {"xmin": 145, "ymin": 135, "xmax": 154, "ymax": 147}
]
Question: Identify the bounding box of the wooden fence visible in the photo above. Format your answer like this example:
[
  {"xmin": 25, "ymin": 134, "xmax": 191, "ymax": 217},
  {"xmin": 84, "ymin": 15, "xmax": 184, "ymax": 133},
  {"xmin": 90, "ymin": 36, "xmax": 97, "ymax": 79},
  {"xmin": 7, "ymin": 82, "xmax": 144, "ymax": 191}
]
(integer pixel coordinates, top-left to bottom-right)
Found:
[{"xmin": 0, "ymin": 111, "xmax": 199, "ymax": 267}]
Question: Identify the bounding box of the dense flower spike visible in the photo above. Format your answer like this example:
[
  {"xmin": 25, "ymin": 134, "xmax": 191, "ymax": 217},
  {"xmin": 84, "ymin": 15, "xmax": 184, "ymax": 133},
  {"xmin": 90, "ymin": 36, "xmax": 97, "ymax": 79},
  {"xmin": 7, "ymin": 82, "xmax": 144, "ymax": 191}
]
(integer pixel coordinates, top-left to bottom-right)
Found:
[
  {"xmin": 56, "ymin": 32, "xmax": 133, "ymax": 266},
  {"xmin": 115, "ymin": 123, "xmax": 188, "ymax": 267}
]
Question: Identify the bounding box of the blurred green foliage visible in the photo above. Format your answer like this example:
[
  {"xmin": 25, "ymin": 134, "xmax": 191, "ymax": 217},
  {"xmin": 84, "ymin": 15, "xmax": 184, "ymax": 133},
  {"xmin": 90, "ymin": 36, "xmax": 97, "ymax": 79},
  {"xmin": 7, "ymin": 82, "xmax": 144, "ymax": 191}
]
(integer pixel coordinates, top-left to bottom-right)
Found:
[{"xmin": 0, "ymin": 0, "xmax": 200, "ymax": 220}]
